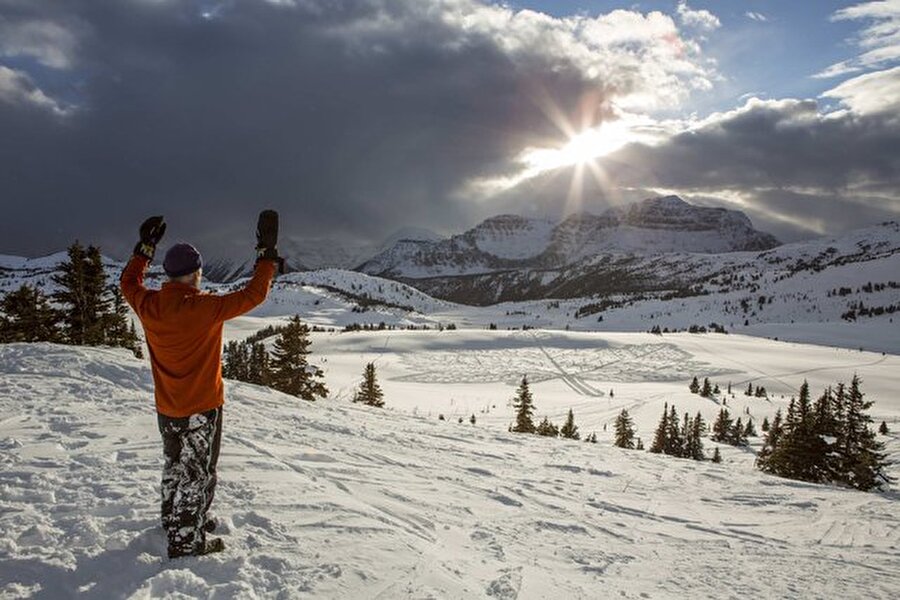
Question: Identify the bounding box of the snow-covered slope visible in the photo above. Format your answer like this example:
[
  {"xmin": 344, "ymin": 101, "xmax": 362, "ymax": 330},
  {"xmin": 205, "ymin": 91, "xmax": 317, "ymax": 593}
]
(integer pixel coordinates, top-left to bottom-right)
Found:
[
  {"xmin": 359, "ymin": 196, "xmax": 780, "ymax": 278},
  {"xmin": 1, "ymin": 342, "xmax": 898, "ymax": 598}
]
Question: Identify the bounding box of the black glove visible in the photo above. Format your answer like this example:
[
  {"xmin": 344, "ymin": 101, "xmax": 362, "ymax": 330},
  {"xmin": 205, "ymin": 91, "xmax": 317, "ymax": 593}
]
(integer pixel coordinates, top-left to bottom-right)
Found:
[
  {"xmin": 255, "ymin": 209, "xmax": 285, "ymax": 273},
  {"xmin": 134, "ymin": 216, "xmax": 166, "ymax": 260}
]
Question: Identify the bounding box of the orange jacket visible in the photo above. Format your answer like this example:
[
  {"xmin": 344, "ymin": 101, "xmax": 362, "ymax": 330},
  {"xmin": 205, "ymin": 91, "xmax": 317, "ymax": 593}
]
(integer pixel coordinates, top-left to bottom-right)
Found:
[{"xmin": 120, "ymin": 255, "xmax": 277, "ymax": 417}]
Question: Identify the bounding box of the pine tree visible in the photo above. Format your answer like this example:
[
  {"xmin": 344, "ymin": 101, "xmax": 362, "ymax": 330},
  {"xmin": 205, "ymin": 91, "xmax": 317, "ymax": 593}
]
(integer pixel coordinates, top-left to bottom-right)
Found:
[
  {"xmin": 879, "ymin": 421, "xmax": 889, "ymax": 435},
  {"xmin": 689, "ymin": 376, "xmax": 700, "ymax": 394},
  {"xmin": 712, "ymin": 447, "xmax": 722, "ymax": 463},
  {"xmin": 613, "ymin": 409, "xmax": 635, "ymax": 449},
  {"xmin": 701, "ymin": 377, "xmax": 712, "ymax": 398},
  {"xmin": 838, "ymin": 375, "xmax": 889, "ymax": 490},
  {"xmin": 685, "ymin": 412, "xmax": 705, "ymax": 460},
  {"xmin": 743, "ymin": 418, "xmax": 757, "ymax": 438},
  {"xmin": 106, "ymin": 285, "xmax": 139, "ymax": 354},
  {"xmin": 727, "ymin": 382, "xmax": 732, "ymax": 395},
  {"xmin": 354, "ymin": 362, "xmax": 384, "ymax": 407},
  {"xmin": 247, "ymin": 342, "xmax": 271, "ymax": 385},
  {"xmin": 713, "ymin": 383, "xmax": 720, "ymax": 395},
  {"xmin": 510, "ymin": 376, "xmax": 536, "ymax": 434},
  {"xmin": 665, "ymin": 405, "xmax": 682, "ymax": 455},
  {"xmin": 52, "ymin": 242, "xmax": 88, "ymax": 344},
  {"xmin": 712, "ymin": 408, "xmax": 732, "ymax": 443},
  {"xmin": 649, "ymin": 403, "xmax": 669, "ymax": 454},
  {"xmin": 679, "ymin": 412, "xmax": 691, "ymax": 457},
  {"xmin": 0, "ymin": 284, "xmax": 60, "ymax": 343},
  {"xmin": 729, "ymin": 417, "xmax": 748, "ymax": 446},
  {"xmin": 470, "ymin": 414, "xmax": 476, "ymax": 425},
  {"xmin": 746, "ymin": 382, "xmax": 753, "ymax": 396},
  {"xmin": 269, "ymin": 316, "xmax": 328, "ymax": 401},
  {"xmin": 535, "ymin": 416, "xmax": 558, "ymax": 437},
  {"xmin": 83, "ymin": 245, "xmax": 113, "ymax": 345},
  {"xmin": 560, "ymin": 408, "xmax": 580, "ymax": 440},
  {"xmin": 756, "ymin": 409, "xmax": 783, "ymax": 473},
  {"xmin": 51, "ymin": 242, "xmax": 117, "ymax": 346},
  {"xmin": 761, "ymin": 416, "xmax": 770, "ymax": 432},
  {"xmin": 636, "ymin": 438, "xmax": 644, "ymax": 450}
]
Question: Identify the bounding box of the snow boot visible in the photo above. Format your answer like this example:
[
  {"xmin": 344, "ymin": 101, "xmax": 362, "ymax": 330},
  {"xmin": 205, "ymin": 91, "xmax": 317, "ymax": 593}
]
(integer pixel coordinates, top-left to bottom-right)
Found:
[
  {"xmin": 204, "ymin": 515, "xmax": 218, "ymax": 533},
  {"xmin": 168, "ymin": 537, "xmax": 225, "ymax": 559}
]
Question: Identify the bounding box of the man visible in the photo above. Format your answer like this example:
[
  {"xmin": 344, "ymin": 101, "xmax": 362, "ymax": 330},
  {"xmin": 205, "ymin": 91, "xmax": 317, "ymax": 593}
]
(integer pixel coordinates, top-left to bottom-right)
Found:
[{"xmin": 120, "ymin": 210, "xmax": 283, "ymax": 558}]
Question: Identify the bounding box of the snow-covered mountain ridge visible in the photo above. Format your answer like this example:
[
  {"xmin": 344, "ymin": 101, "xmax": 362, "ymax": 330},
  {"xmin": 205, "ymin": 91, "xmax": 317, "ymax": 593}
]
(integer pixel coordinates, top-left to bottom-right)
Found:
[{"xmin": 359, "ymin": 196, "xmax": 780, "ymax": 279}]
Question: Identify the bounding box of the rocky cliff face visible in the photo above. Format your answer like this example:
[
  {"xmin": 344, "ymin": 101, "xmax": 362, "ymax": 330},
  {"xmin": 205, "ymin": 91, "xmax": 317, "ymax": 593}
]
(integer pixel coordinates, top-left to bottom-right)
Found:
[{"xmin": 359, "ymin": 196, "xmax": 781, "ymax": 279}]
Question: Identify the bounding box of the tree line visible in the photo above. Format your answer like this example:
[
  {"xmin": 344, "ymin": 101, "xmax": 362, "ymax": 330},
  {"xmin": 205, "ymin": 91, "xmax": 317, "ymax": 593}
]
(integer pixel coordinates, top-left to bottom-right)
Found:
[
  {"xmin": 756, "ymin": 376, "xmax": 889, "ymax": 491},
  {"xmin": 0, "ymin": 242, "xmax": 140, "ymax": 355}
]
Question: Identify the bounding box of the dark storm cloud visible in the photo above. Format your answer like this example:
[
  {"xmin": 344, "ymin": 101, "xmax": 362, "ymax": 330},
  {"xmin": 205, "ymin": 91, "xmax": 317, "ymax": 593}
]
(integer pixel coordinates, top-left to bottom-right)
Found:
[{"xmin": 0, "ymin": 0, "xmax": 709, "ymax": 258}]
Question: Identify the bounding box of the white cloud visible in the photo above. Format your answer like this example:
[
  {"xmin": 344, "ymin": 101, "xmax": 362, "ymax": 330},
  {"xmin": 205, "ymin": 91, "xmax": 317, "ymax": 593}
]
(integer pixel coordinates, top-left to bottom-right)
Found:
[
  {"xmin": 0, "ymin": 65, "xmax": 69, "ymax": 114},
  {"xmin": 330, "ymin": 1, "xmax": 717, "ymax": 111},
  {"xmin": 822, "ymin": 65, "xmax": 900, "ymax": 116},
  {"xmin": 0, "ymin": 18, "xmax": 81, "ymax": 69},
  {"xmin": 676, "ymin": 1, "xmax": 721, "ymax": 31},
  {"xmin": 745, "ymin": 11, "xmax": 768, "ymax": 22},
  {"xmin": 814, "ymin": 0, "xmax": 900, "ymax": 78}
]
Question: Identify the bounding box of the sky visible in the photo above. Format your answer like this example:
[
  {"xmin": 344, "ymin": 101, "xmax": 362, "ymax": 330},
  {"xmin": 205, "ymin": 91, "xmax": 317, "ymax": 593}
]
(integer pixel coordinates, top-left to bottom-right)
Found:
[{"xmin": 1, "ymin": 0, "xmax": 899, "ymax": 258}]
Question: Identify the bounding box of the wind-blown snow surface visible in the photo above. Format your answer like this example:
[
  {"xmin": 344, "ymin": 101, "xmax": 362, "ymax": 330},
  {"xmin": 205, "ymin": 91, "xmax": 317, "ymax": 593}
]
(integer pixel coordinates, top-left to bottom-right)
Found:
[{"xmin": 1, "ymin": 342, "xmax": 899, "ymax": 598}]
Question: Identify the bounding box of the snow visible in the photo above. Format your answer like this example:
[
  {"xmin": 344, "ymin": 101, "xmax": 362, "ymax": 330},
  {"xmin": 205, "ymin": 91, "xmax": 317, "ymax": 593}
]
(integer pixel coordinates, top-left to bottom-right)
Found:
[{"xmin": 2, "ymin": 338, "xmax": 899, "ymax": 598}]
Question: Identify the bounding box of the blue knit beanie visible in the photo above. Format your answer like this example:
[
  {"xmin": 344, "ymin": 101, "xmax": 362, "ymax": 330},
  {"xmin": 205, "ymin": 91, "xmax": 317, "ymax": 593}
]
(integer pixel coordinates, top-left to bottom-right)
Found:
[{"xmin": 164, "ymin": 243, "xmax": 203, "ymax": 277}]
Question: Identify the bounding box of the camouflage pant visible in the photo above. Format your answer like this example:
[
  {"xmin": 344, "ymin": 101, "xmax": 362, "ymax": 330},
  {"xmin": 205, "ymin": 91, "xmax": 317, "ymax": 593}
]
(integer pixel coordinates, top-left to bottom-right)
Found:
[{"xmin": 158, "ymin": 407, "xmax": 223, "ymax": 556}]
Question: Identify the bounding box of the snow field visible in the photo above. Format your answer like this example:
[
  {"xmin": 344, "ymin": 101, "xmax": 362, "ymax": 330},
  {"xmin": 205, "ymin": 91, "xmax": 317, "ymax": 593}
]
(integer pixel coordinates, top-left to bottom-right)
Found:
[{"xmin": 1, "ymin": 342, "xmax": 899, "ymax": 598}]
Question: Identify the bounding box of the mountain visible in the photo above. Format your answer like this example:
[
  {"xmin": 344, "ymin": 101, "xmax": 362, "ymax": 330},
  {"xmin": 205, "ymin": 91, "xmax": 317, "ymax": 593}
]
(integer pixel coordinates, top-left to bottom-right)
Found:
[
  {"xmin": 203, "ymin": 227, "xmax": 443, "ymax": 283},
  {"xmin": 358, "ymin": 196, "xmax": 780, "ymax": 279}
]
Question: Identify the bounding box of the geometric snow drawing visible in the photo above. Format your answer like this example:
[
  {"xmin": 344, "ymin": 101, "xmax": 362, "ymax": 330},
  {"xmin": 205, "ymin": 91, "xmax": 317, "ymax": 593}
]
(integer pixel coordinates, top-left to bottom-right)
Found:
[{"xmin": 393, "ymin": 340, "xmax": 737, "ymax": 397}]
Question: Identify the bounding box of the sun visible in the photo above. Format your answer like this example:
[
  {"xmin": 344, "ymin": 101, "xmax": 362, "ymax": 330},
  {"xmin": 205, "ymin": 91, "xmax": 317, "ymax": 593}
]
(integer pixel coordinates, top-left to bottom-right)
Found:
[{"xmin": 522, "ymin": 120, "xmax": 634, "ymax": 173}]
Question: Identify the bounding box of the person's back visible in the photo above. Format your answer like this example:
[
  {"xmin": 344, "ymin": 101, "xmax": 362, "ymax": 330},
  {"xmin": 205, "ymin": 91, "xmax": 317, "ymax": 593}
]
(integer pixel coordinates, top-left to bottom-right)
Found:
[{"xmin": 120, "ymin": 211, "xmax": 283, "ymax": 559}]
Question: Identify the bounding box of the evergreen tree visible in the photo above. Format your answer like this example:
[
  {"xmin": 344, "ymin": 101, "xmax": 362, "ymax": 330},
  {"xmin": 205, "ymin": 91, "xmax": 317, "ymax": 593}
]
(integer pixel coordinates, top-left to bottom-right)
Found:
[
  {"xmin": 701, "ymin": 377, "xmax": 712, "ymax": 398},
  {"xmin": 84, "ymin": 246, "xmax": 113, "ymax": 344},
  {"xmin": 52, "ymin": 242, "xmax": 118, "ymax": 346},
  {"xmin": 713, "ymin": 383, "xmax": 720, "ymax": 395},
  {"xmin": 535, "ymin": 416, "xmax": 558, "ymax": 437},
  {"xmin": 223, "ymin": 340, "xmax": 250, "ymax": 381},
  {"xmin": 470, "ymin": 414, "xmax": 476, "ymax": 425},
  {"xmin": 636, "ymin": 438, "xmax": 644, "ymax": 450},
  {"xmin": 838, "ymin": 375, "xmax": 889, "ymax": 490},
  {"xmin": 664, "ymin": 405, "xmax": 683, "ymax": 455},
  {"xmin": 106, "ymin": 285, "xmax": 139, "ymax": 354},
  {"xmin": 510, "ymin": 376, "xmax": 536, "ymax": 434},
  {"xmin": 712, "ymin": 408, "xmax": 732, "ymax": 443},
  {"xmin": 712, "ymin": 447, "xmax": 722, "ymax": 463},
  {"xmin": 0, "ymin": 284, "xmax": 60, "ymax": 343},
  {"xmin": 743, "ymin": 418, "xmax": 757, "ymax": 438},
  {"xmin": 727, "ymin": 382, "xmax": 732, "ymax": 395},
  {"xmin": 756, "ymin": 409, "xmax": 783, "ymax": 473},
  {"xmin": 879, "ymin": 421, "xmax": 889, "ymax": 435},
  {"xmin": 560, "ymin": 408, "xmax": 580, "ymax": 440},
  {"xmin": 685, "ymin": 412, "xmax": 705, "ymax": 460},
  {"xmin": 52, "ymin": 242, "xmax": 89, "ymax": 344},
  {"xmin": 247, "ymin": 342, "xmax": 271, "ymax": 385},
  {"xmin": 761, "ymin": 416, "xmax": 770, "ymax": 432},
  {"xmin": 649, "ymin": 403, "xmax": 669, "ymax": 454},
  {"xmin": 353, "ymin": 362, "xmax": 384, "ymax": 407},
  {"xmin": 269, "ymin": 316, "xmax": 328, "ymax": 401},
  {"xmin": 689, "ymin": 376, "xmax": 700, "ymax": 394},
  {"xmin": 613, "ymin": 409, "xmax": 635, "ymax": 449},
  {"xmin": 746, "ymin": 382, "xmax": 753, "ymax": 396},
  {"xmin": 729, "ymin": 417, "xmax": 748, "ymax": 446}
]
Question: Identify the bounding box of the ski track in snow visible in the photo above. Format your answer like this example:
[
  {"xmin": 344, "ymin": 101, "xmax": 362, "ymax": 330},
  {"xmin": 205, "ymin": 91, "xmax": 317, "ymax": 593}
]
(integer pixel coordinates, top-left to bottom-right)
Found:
[{"xmin": 1, "ymin": 342, "xmax": 899, "ymax": 599}]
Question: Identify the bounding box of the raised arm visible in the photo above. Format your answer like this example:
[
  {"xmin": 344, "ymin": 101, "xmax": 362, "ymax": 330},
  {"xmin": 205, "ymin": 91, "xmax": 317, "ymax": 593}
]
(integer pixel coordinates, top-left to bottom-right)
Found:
[
  {"xmin": 200, "ymin": 209, "xmax": 284, "ymax": 323},
  {"xmin": 120, "ymin": 216, "xmax": 167, "ymax": 317},
  {"xmin": 201, "ymin": 259, "xmax": 277, "ymax": 323}
]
